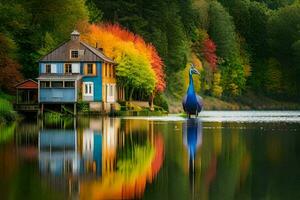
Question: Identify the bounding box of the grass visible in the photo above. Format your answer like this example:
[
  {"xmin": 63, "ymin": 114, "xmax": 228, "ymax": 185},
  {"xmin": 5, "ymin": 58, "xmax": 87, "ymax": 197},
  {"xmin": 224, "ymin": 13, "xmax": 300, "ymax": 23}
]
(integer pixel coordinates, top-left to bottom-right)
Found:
[{"xmin": 44, "ymin": 111, "xmax": 74, "ymax": 127}]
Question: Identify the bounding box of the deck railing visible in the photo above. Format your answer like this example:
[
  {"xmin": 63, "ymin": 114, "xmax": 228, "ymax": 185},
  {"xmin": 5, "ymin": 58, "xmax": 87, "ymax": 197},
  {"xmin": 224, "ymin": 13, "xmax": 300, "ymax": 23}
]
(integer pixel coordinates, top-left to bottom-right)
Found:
[{"xmin": 14, "ymin": 104, "xmax": 39, "ymax": 111}]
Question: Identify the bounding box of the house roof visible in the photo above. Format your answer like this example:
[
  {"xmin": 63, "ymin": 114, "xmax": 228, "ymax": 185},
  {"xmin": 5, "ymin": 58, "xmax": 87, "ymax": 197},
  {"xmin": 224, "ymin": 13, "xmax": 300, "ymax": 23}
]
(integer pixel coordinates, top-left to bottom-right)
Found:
[
  {"xmin": 37, "ymin": 74, "xmax": 82, "ymax": 81},
  {"xmin": 80, "ymin": 41, "xmax": 115, "ymax": 63},
  {"xmin": 16, "ymin": 79, "xmax": 38, "ymax": 89},
  {"xmin": 39, "ymin": 31, "xmax": 116, "ymax": 64}
]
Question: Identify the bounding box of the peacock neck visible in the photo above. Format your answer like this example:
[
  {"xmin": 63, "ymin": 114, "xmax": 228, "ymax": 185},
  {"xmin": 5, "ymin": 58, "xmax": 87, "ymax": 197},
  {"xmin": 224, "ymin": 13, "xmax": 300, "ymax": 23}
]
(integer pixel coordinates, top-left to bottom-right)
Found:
[{"xmin": 188, "ymin": 72, "xmax": 195, "ymax": 95}]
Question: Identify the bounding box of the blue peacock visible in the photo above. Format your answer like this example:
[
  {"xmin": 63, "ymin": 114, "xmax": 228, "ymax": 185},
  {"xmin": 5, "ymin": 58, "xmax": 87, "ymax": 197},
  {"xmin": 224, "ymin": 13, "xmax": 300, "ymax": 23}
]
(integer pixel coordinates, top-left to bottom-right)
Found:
[{"xmin": 182, "ymin": 64, "xmax": 203, "ymax": 118}]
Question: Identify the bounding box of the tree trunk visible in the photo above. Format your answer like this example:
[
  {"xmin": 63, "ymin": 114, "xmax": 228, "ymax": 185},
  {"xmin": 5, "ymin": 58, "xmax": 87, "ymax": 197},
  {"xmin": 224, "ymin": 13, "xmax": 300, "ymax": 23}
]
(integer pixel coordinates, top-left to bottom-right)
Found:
[
  {"xmin": 129, "ymin": 88, "xmax": 134, "ymax": 102},
  {"xmin": 149, "ymin": 92, "xmax": 155, "ymax": 111}
]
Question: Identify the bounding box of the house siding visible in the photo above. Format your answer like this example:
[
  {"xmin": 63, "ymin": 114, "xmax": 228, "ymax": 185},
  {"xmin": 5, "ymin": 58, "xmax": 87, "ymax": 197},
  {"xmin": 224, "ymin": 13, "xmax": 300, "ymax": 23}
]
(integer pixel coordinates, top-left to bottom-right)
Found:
[
  {"xmin": 82, "ymin": 62, "xmax": 102, "ymax": 101},
  {"xmin": 40, "ymin": 88, "xmax": 76, "ymax": 103}
]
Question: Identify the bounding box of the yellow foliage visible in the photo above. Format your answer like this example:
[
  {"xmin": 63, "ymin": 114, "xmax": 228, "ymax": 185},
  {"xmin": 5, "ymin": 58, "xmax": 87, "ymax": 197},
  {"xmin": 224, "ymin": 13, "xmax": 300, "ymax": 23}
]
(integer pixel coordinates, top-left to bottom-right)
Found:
[
  {"xmin": 212, "ymin": 72, "xmax": 223, "ymax": 98},
  {"xmin": 243, "ymin": 64, "xmax": 252, "ymax": 77},
  {"xmin": 229, "ymin": 83, "xmax": 239, "ymax": 96}
]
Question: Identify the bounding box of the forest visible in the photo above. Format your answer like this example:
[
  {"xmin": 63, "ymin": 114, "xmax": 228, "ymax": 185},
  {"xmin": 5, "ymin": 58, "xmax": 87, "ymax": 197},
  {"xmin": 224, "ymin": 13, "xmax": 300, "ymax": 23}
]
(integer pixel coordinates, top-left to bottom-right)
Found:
[{"xmin": 0, "ymin": 0, "xmax": 300, "ymax": 111}]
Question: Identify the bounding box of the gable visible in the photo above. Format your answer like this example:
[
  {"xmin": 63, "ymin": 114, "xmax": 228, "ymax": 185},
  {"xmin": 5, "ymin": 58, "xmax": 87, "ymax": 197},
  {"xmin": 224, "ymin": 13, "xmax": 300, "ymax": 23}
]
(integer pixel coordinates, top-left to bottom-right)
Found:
[
  {"xmin": 39, "ymin": 40, "xmax": 115, "ymax": 63},
  {"xmin": 16, "ymin": 79, "xmax": 38, "ymax": 89}
]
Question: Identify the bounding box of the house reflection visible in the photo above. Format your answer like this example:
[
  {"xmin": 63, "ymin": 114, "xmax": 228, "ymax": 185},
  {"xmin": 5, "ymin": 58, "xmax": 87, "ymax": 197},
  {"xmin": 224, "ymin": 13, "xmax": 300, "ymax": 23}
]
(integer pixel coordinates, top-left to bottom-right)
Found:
[
  {"xmin": 79, "ymin": 129, "xmax": 102, "ymax": 176},
  {"xmin": 39, "ymin": 129, "xmax": 79, "ymax": 176},
  {"xmin": 102, "ymin": 118, "xmax": 119, "ymax": 175},
  {"xmin": 37, "ymin": 117, "xmax": 164, "ymax": 199}
]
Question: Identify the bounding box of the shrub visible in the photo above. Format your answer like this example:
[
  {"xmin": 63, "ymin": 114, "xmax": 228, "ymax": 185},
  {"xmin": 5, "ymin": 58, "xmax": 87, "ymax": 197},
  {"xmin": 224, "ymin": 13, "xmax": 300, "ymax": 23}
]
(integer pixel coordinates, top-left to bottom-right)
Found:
[
  {"xmin": 0, "ymin": 98, "xmax": 16, "ymax": 124},
  {"xmin": 154, "ymin": 94, "xmax": 169, "ymax": 112},
  {"xmin": 77, "ymin": 101, "xmax": 89, "ymax": 112}
]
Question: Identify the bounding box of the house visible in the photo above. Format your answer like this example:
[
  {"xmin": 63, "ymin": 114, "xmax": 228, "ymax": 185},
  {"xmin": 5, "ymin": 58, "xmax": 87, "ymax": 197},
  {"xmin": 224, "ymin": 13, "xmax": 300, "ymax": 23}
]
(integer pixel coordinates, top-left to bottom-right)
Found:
[
  {"xmin": 14, "ymin": 79, "xmax": 39, "ymax": 112},
  {"xmin": 37, "ymin": 30, "xmax": 124, "ymax": 113}
]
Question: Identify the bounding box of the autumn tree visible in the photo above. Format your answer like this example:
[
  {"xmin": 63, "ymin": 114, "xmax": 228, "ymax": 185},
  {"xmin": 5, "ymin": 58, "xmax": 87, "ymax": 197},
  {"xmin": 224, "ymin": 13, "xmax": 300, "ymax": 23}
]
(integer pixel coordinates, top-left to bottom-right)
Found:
[
  {"xmin": 0, "ymin": 34, "xmax": 22, "ymax": 93},
  {"xmin": 80, "ymin": 24, "xmax": 165, "ymax": 101}
]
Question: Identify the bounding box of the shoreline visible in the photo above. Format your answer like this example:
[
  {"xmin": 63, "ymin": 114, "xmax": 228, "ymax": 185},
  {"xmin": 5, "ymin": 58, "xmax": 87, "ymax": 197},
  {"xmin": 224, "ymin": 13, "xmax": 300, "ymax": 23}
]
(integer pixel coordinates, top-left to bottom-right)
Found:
[{"xmin": 167, "ymin": 94, "xmax": 300, "ymax": 113}]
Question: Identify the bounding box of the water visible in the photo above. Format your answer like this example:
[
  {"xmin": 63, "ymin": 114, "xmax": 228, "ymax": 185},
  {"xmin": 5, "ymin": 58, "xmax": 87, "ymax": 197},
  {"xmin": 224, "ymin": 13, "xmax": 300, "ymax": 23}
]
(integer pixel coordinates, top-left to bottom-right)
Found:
[{"xmin": 0, "ymin": 111, "xmax": 300, "ymax": 200}]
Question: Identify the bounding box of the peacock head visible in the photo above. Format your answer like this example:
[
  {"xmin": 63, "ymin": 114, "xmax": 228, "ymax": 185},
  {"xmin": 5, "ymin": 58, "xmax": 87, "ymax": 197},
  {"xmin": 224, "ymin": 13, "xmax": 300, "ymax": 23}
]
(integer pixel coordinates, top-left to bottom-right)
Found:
[{"xmin": 189, "ymin": 64, "xmax": 200, "ymax": 76}]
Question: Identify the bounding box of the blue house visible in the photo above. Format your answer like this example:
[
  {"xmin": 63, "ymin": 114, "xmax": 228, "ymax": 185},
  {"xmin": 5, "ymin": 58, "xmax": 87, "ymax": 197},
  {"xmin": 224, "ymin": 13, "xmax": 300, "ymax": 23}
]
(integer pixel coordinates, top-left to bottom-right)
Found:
[{"xmin": 37, "ymin": 30, "xmax": 124, "ymax": 113}]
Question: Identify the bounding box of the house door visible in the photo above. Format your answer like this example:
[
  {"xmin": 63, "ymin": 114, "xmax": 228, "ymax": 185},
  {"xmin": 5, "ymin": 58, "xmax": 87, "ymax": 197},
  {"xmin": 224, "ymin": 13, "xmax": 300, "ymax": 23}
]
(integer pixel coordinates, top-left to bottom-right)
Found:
[{"xmin": 106, "ymin": 84, "xmax": 116, "ymax": 103}]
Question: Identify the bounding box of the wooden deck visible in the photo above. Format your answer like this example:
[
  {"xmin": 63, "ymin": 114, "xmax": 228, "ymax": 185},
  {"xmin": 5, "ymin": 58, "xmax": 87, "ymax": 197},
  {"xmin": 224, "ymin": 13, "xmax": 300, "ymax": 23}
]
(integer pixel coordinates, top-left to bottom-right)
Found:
[{"xmin": 14, "ymin": 104, "xmax": 39, "ymax": 112}]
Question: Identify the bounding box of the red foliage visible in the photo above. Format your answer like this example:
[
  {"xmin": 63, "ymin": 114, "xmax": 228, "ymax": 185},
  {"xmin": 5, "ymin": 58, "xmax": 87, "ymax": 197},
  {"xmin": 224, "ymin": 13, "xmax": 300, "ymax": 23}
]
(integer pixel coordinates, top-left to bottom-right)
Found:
[
  {"xmin": 102, "ymin": 24, "xmax": 166, "ymax": 92},
  {"xmin": 202, "ymin": 38, "xmax": 217, "ymax": 70},
  {"xmin": 0, "ymin": 57, "xmax": 22, "ymax": 93},
  {"xmin": 0, "ymin": 34, "xmax": 23, "ymax": 93}
]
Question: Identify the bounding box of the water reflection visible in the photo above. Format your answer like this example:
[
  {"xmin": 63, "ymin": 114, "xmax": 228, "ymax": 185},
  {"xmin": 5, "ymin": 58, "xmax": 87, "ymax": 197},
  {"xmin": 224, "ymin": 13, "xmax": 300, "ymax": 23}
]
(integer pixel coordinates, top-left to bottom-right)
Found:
[
  {"xmin": 0, "ymin": 114, "xmax": 300, "ymax": 200},
  {"xmin": 183, "ymin": 119, "xmax": 202, "ymax": 199},
  {"xmin": 37, "ymin": 118, "xmax": 164, "ymax": 199}
]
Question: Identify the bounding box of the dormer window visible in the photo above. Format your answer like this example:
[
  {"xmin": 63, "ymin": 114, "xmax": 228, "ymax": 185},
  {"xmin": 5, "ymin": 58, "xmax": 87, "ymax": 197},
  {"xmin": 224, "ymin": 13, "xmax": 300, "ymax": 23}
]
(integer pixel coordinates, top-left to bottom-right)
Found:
[{"xmin": 70, "ymin": 50, "xmax": 79, "ymax": 59}]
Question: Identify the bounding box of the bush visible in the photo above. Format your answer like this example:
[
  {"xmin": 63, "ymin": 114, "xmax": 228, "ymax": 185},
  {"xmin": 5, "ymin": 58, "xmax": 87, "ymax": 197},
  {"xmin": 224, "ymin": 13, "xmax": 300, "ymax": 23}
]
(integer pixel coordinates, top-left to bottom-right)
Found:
[
  {"xmin": 154, "ymin": 94, "xmax": 169, "ymax": 112},
  {"xmin": 0, "ymin": 98, "xmax": 16, "ymax": 124},
  {"xmin": 77, "ymin": 101, "xmax": 89, "ymax": 112}
]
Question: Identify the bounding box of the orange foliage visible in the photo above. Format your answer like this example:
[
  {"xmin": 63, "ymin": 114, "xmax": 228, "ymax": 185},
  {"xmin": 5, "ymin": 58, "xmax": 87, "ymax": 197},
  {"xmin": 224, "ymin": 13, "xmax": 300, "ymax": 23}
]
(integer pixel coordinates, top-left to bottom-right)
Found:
[{"xmin": 79, "ymin": 22, "xmax": 165, "ymax": 93}]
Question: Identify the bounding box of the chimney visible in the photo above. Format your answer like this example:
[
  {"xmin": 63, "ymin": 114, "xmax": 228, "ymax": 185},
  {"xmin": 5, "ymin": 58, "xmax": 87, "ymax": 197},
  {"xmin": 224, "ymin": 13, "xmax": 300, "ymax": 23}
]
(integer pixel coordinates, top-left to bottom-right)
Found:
[
  {"xmin": 71, "ymin": 30, "xmax": 80, "ymax": 41},
  {"xmin": 96, "ymin": 42, "xmax": 103, "ymax": 51}
]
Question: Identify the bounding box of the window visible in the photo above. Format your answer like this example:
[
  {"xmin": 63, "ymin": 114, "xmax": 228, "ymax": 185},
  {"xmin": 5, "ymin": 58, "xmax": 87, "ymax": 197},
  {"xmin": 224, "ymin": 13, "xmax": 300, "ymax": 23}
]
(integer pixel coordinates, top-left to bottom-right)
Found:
[
  {"xmin": 46, "ymin": 64, "xmax": 51, "ymax": 74},
  {"xmin": 71, "ymin": 50, "xmax": 79, "ymax": 58},
  {"xmin": 103, "ymin": 64, "xmax": 106, "ymax": 76},
  {"xmin": 110, "ymin": 85, "xmax": 113, "ymax": 96},
  {"xmin": 40, "ymin": 81, "xmax": 50, "ymax": 88},
  {"xmin": 64, "ymin": 81, "xmax": 75, "ymax": 88},
  {"xmin": 112, "ymin": 66, "xmax": 116, "ymax": 78},
  {"xmin": 83, "ymin": 82, "xmax": 93, "ymax": 96},
  {"xmin": 51, "ymin": 81, "xmax": 63, "ymax": 88},
  {"xmin": 110, "ymin": 65, "xmax": 113, "ymax": 77},
  {"xmin": 65, "ymin": 64, "xmax": 72, "ymax": 74},
  {"xmin": 105, "ymin": 64, "xmax": 108, "ymax": 77},
  {"xmin": 106, "ymin": 84, "xmax": 116, "ymax": 102},
  {"xmin": 87, "ymin": 64, "xmax": 93, "ymax": 74}
]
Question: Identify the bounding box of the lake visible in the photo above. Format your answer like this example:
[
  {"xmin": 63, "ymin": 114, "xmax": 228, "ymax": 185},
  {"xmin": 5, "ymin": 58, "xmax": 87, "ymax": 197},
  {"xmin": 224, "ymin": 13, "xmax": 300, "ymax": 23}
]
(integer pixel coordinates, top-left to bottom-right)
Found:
[{"xmin": 0, "ymin": 111, "xmax": 299, "ymax": 200}]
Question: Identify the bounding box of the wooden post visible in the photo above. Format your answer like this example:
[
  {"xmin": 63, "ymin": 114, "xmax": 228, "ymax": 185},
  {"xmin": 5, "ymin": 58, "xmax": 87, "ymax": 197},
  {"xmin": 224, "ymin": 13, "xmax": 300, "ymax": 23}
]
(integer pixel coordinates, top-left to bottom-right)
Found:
[
  {"xmin": 27, "ymin": 90, "xmax": 30, "ymax": 104},
  {"xmin": 41, "ymin": 103, "xmax": 44, "ymax": 117},
  {"xmin": 74, "ymin": 103, "xmax": 77, "ymax": 115}
]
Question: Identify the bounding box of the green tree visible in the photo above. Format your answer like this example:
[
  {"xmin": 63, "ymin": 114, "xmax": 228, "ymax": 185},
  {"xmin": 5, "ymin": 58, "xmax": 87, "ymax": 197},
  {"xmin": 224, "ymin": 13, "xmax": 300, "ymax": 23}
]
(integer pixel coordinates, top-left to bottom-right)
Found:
[
  {"xmin": 86, "ymin": 0, "xmax": 103, "ymax": 24},
  {"xmin": 116, "ymin": 52, "xmax": 156, "ymax": 100},
  {"xmin": 264, "ymin": 58, "xmax": 284, "ymax": 95},
  {"xmin": 7, "ymin": 0, "xmax": 89, "ymax": 78},
  {"xmin": 268, "ymin": 2, "xmax": 300, "ymax": 97},
  {"xmin": 208, "ymin": 1, "xmax": 239, "ymax": 60}
]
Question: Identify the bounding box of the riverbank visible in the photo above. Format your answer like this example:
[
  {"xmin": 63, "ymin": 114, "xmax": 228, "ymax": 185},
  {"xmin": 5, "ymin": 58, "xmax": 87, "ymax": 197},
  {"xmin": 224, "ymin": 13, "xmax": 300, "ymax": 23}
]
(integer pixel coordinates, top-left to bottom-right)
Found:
[{"xmin": 167, "ymin": 92, "xmax": 300, "ymax": 113}]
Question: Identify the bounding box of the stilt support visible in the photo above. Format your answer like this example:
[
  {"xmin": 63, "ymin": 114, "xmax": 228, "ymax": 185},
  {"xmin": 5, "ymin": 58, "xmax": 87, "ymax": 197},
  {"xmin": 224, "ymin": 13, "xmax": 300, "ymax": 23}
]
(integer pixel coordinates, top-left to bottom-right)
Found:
[
  {"xmin": 41, "ymin": 104, "xmax": 44, "ymax": 117},
  {"xmin": 74, "ymin": 103, "xmax": 77, "ymax": 116}
]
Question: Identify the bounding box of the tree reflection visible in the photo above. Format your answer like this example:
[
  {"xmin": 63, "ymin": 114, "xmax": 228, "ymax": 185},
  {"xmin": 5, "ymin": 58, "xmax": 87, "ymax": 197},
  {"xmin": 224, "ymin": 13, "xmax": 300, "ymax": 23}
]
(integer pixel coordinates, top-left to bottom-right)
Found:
[{"xmin": 79, "ymin": 119, "xmax": 164, "ymax": 199}]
